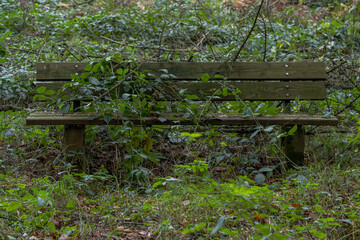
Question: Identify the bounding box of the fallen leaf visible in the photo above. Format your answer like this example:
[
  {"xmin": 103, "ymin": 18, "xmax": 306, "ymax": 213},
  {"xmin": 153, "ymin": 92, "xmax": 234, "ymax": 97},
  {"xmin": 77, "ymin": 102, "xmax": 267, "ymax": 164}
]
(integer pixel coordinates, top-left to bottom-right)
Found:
[
  {"xmin": 58, "ymin": 2, "xmax": 70, "ymax": 8},
  {"xmin": 214, "ymin": 166, "xmax": 227, "ymax": 172},
  {"xmin": 117, "ymin": 226, "xmax": 125, "ymax": 232},
  {"xmin": 182, "ymin": 200, "xmax": 190, "ymax": 206},
  {"xmin": 252, "ymin": 213, "xmax": 263, "ymax": 221}
]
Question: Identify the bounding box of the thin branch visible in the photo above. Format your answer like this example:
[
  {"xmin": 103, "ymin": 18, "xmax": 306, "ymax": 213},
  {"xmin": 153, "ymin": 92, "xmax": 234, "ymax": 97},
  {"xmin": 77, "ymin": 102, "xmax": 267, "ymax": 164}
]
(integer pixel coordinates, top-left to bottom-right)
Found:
[
  {"xmin": 261, "ymin": 13, "xmax": 267, "ymax": 61},
  {"xmin": 231, "ymin": 0, "xmax": 265, "ymax": 63}
]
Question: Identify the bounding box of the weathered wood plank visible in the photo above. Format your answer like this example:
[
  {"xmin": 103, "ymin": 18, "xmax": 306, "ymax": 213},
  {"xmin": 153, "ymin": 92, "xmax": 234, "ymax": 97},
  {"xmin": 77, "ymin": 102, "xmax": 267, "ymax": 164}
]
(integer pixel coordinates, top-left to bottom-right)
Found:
[
  {"xmin": 37, "ymin": 63, "xmax": 89, "ymax": 81},
  {"xmin": 26, "ymin": 112, "xmax": 339, "ymax": 126},
  {"xmin": 36, "ymin": 81, "xmax": 326, "ymax": 101},
  {"xmin": 36, "ymin": 62, "xmax": 326, "ymax": 81}
]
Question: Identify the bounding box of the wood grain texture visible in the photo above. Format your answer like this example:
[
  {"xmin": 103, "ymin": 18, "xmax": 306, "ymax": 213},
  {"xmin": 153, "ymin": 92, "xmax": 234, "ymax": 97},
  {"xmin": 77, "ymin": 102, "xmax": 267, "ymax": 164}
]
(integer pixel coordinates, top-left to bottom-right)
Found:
[
  {"xmin": 26, "ymin": 112, "xmax": 339, "ymax": 126},
  {"xmin": 36, "ymin": 62, "xmax": 326, "ymax": 81}
]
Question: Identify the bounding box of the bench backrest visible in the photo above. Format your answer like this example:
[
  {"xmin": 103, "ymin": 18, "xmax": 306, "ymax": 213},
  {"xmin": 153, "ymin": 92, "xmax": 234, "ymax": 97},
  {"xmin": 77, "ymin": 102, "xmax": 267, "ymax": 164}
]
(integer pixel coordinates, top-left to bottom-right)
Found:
[{"xmin": 36, "ymin": 62, "xmax": 326, "ymax": 101}]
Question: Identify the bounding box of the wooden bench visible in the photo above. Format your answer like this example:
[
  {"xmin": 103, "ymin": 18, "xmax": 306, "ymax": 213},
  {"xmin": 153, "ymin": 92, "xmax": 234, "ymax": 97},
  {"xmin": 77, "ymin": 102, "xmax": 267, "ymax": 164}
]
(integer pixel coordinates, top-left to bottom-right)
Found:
[{"xmin": 26, "ymin": 62, "xmax": 338, "ymax": 171}]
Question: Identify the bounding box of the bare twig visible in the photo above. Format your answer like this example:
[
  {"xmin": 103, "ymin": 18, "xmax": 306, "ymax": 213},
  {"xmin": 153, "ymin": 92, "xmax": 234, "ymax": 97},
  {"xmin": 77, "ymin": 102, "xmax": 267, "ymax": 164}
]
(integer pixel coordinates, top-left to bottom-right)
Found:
[
  {"xmin": 231, "ymin": 0, "xmax": 265, "ymax": 63},
  {"xmin": 260, "ymin": 13, "xmax": 267, "ymax": 61},
  {"xmin": 0, "ymin": 105, "xmax": 24, "ymax": 111}
]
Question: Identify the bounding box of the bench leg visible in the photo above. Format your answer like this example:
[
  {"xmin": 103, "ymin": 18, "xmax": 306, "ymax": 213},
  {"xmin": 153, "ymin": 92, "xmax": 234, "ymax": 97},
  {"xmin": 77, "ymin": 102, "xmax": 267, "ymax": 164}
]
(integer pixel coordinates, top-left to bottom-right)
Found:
[
  {"xmin": 281, "ymin": 125, "xmax": 305, "ymax": 169},
  {"xmin": 64, "ymin": 125, "xmax": 87, "ymax": 172}
]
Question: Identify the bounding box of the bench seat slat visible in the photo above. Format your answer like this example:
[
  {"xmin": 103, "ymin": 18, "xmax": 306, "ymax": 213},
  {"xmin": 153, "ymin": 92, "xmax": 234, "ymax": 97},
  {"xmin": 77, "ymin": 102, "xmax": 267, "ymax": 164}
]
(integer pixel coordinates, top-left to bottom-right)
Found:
[
  {"xmin": 36, "ymin": 62, "xmax": 326, "ymax": 81},
  {"xmin": 36, "ymin": 81, "xmax": 326, "ymax": 101},
  {"xmin": 26, "ymin": 112, "xmax": 338, "ymax": 126}
]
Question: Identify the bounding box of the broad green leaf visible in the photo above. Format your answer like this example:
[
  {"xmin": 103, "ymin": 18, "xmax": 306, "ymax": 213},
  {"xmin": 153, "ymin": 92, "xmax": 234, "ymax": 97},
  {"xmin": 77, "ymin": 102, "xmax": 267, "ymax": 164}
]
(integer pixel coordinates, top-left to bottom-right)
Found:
[
  {"xmin": 288, "ymin": 125, "xmax": 298, "ymax": 135},
  {"xmin": 45, "ymin": 90, "xmax": 55, "ymax": 95},
  {"xmin": 116, "ymin": 68, "xmax": 123, "ymax": 75},
  {"xmin": 144, "ymin": 137, "xmax": 154, "ymax": 152},
  {"xmin": 267, "ymin": 106, "xmax": 279, "ymax": 115},
  {"xmin": 36, "ymin": 86, "xmax": 46, "ymax": 94},
  {"xmin": 6, "ymin": 202, "xmax": 22, "ymax": 212},
  {"xmin": 66, "ymin": 199, "xmax": 76, "ymax": 209},
  {"xmin": 48, "ymin": 222, "xmax": 56, "ymax": 233},
  {"xmin": 152, "ymin": 181, "xmax": 163, "ymax": 189},
  {"xmin": 272, "ymin": 232, "xmax": 288, "ymax": 240},
  {"xmin": 310, "ymin": 229, "xmax": 327, "ymax": 239},
  {"xmin": 34, "ymin": 129, "xmax": 43, "ymax": 135},
  {"xmin": 84, "ymin": 64, "xmax": 93, "ymax": 71},
  {"xmin": 201, "ymin": 73, "xmax": 210, "ymax": 82},
  {"xmin": 255, "ymin": 224, "xmax": 271, "ymax": 235},
  {"xmin": 223, "ymin": 87, "xmax": 228, "ymax": 96},
  {"xmin": 112, "ymin": 53, "xmax": 123, "ymax": 63}
]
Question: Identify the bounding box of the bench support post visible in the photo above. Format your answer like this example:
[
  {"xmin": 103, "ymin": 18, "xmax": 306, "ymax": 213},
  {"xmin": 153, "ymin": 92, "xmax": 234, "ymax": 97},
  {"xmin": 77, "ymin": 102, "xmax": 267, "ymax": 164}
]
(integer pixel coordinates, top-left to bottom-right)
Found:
[
  {"xmin": 280, "ymin": 100, "xmax": 305, "ymax": 169},
  {"xmin": 64, "ymin": 125, "xmax": 87, "ymax": 172},
  {"xmin": 281, "ymin": 125, "xmax": 305, "ymax": 169}
]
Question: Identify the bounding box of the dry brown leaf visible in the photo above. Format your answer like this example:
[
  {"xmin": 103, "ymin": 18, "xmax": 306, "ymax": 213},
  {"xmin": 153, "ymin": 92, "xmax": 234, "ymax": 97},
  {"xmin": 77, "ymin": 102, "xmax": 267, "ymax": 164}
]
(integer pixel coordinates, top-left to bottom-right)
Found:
[
  {"xmin": 117, "ymin": 226, "xmax": 125, "ymax": 231},
  {"xmin": 182, "ymin": 200, "xmax": 190, "ymax": 206},
  {"xmin": 58, "ymin": 2, "xmax": 70, "ymax": 8}
]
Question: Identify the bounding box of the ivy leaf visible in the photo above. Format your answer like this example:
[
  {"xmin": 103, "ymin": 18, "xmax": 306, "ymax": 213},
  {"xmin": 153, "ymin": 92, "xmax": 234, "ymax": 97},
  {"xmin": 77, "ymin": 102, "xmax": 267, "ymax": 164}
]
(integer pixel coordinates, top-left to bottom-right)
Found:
[
  {"xmin": 88, "ymin": 115, "xmax": 100, "ymax": 120},
  {"xmin": 255, "ymin": 173, "xmax": 266, "ymax": 185},
  {"xmin": 259, "ymin": 167, "xmax": 273, "ymax": 173},
  {"xmin": 250, "ymin": 129, "xmax": 261, "ymax": 139},
  {"xmin": 322, "ymin": 111, "xmax": 332, "ymax": 118},
  {"xmin": 60, "ymin": 104, "xmax": 71, "ymax": 113},
  {"xmin": 244, "ymin": 107, "xmax": 252, "ymax": 117},
  {"xmin": 89, "ymin": 77, "xmax": 100, "ymax": 85},
  {"xmin": 103, "ymin": 114, "xmax": 112, "ymax": 124},
  {"xmin": 158, "ymin": 117, "xmax": 167, "ymax": 122}
]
